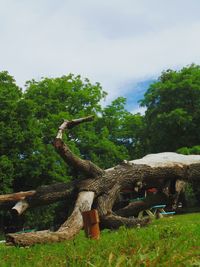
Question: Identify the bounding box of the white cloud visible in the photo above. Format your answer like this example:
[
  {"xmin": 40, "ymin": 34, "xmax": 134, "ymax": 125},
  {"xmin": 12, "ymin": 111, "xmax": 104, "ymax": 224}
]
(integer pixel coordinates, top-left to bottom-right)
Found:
[
  {"xmin": 131, "ymin": 106, "xmax": 147, "ymax": 115},
  {"xmin": 1, "ymin": 0, "xmax": 200, "ymax": 104}
]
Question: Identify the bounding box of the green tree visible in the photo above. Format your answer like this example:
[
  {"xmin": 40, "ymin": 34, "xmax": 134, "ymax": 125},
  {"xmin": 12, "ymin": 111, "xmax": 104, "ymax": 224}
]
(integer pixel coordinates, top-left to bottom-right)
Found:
[
  {"xmin": 119, "ymin": 113, "xmax": 146, "ymax": 159},
  {"xmin": 0, "ymin": 72, "xmax": 135, "ymax": 229},
  {"xmin": 13, "ymin": 74, "xmax": 107, "ymax": 189},
  {"xmin": 0, "ymin": 71, "xmax": 147, "ymax": 229},
  {"xmin": 0, "ymin": 156, "xmax": 14, "ymax": 194},
  {"xmin": 0, "ymin": 71, "xmax": 23, "ymax": 193},
  {"xmin": 24, "ymin": 78, "xmax": 133, "ymax": 171},
  {"xmin": 140, "ymin": 64, "xmax": 200, "ymax": 153}
]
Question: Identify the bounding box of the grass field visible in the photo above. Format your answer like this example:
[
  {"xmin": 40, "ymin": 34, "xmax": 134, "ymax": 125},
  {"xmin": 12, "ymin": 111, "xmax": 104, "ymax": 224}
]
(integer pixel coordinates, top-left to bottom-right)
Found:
[{"xmin": 0, "ymin": 213, "xmax": 200, "ymax": 267}]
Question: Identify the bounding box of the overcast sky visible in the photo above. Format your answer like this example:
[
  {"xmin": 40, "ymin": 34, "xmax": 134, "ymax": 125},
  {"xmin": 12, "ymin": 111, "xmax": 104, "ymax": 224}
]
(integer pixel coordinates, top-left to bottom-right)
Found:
[{"xmin": 1, "ymin": 0, "xmax": 200, "ymax": 107}]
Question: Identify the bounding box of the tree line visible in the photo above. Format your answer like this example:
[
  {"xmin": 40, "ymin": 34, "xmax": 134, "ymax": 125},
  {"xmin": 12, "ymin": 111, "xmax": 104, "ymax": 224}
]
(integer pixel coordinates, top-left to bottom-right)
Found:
[{"xmin": 1, "ymin": 64, "xmax": 200, "ymax": 230}]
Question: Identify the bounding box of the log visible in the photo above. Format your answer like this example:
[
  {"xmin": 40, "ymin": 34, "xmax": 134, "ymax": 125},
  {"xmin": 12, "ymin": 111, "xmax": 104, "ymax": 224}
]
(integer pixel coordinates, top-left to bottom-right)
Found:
[
  {"xmin": 5, "ymin": 153, "xmax": 200, "ymax": 246},
  {"xmin": 0, "ymin": 191, "xmax": 35, "ymax": 203},
  {"xmin": 6, "ymin": 191, "xmax": 95, "ymax": 246},
  {"xmin": 26, "ymin": 182, "xmax": 75, "ymax": 207},
  {"xmin": 0, "ymin": 182, "xmax": 75, "ymax": 214},
  {"xmin": 4, "ymin": 116, "xmax": 200, "ymax": 246},
  {"xmin": 2, "ymin": 153, "xmax": 199, "ymax": 212},
  {"xmin": 11, "ymin": 200, "xmax": 29, "ymax": 215}
]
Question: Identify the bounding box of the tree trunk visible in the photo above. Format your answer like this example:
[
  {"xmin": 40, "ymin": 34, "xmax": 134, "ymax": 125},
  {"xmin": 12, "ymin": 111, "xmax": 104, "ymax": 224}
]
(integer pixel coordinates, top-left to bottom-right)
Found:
[{"xmin": 3, "ymin": 116, "xmax": 200, "ymax": 246}]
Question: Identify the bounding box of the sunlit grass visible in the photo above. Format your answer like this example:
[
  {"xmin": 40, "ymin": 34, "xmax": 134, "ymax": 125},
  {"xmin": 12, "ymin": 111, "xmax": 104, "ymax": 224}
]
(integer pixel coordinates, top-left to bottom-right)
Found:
[{"xmin": 0, "ymin": 213, "xmax": 200, "ymax": 266}]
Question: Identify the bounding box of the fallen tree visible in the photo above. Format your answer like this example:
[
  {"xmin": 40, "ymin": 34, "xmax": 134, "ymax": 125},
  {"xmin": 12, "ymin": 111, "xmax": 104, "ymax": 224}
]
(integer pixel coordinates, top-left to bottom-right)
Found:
[{"xmin": 2, "ymin": 115, "xmax": 200, "ymax": 246}]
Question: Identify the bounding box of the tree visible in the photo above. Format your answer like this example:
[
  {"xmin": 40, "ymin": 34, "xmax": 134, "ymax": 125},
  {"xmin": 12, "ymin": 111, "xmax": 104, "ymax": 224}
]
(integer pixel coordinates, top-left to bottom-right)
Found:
[
  {"xmin": 95, "ymin": 97, "xmax": 146, "ymax": 164},
  {"xmin": 140, "ymin": 64, "xmax": 200, "ymax": 153},
  {"xmin": 0, "ymin": 72, "xmax": 137, "ymax": 231},
  {"xmin": 0, "ymin": 71, "xmax": 22, "ymax": 193},
  {"xmin": 3, "ymin": 116, "xmax": 200, "ymax": 246}
]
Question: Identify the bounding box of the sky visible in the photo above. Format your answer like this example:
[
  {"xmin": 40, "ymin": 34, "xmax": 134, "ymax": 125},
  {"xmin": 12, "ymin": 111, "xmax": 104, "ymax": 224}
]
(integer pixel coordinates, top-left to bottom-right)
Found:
[{"xmin": 1, "ymin": 0, "xmax": 200, "ymax": 112}]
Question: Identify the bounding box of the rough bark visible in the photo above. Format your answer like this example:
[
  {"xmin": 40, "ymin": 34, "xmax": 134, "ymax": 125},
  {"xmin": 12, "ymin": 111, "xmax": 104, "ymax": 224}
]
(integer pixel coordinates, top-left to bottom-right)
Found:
[
  {"xmin": 3, "ymin": 116, "xmax": 200, "ymax": 246},
  {"xmin": 26, "ymin": 182, "xmax": 75, "ymax": 207}
]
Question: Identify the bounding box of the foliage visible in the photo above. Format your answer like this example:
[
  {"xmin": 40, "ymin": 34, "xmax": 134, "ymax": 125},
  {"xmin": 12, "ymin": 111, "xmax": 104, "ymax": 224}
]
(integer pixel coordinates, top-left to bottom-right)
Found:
[
  {"xmin": 23, "ymin": 204, "xmax": 58, "ymax": 230},
  {"xmin": 0, "ymin": 71, "xmax": 22, "ymax": 193},
  {"xmin": 0, "ymin": 156, "xmax": 14, "ymax": 194},
  {"xmin": 177, "ymin": 145, "xmax": 200, "ymax": 155},
  {"xmin": 81, "ymin": 97, "xmax": 131, "ymax": 168},
  {"xmin": 0, "ymin": 72, "xmax": 133, "ymax": 193},
  {"xmin": 95, "ymin": 97, "xmax": 145, "ymax": 162},
  {"xmin": 140, "ymin": 65, "xmax": 200, "ymax": 205},
  {"xmin": 1, "ymin": 213, "xmax": 200, "ymax": 266},
  {"xmin": 0, "ymin": 72, "xmax": 137, "ymax": 229},
  {"xmin": 140, "ymin": 64, "xmax": 200, "ymax": 153}
]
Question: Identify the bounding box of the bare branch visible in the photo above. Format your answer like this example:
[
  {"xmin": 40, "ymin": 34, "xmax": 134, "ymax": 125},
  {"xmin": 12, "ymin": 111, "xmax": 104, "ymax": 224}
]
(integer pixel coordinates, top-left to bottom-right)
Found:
[
  {"xmin": 54, "ymin": 116, "xmax": 104, "ymax": 178},
  {"xmin": 56, "ymin": 115, "xmax": 94, "ymax": 139}
]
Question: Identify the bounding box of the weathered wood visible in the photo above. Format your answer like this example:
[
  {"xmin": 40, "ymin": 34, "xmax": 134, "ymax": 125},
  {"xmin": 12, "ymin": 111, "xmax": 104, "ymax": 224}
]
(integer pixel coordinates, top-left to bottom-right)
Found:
[
  {"xmin": 6, "ymin": 191, "xmax": 95, "ymax": 246},
  {"xmin": 12, "ymin": 200, "xmax": 29, "ymax": 215},
  {"xmin": 54, "ymin": 116, "xmax": 104, "ymax": 178},
  {"xmin": 4, "ymin": 116, "xmax": 200, "ymax": 246}
]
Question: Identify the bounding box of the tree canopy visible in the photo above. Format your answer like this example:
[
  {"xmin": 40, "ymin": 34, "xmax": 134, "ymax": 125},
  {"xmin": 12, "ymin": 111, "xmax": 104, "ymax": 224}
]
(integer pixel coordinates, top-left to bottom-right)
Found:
[
  {"xmin": 140, "ymin": 64, "xmax": 200, "ymax": 153},
  {"xmin": 0, "ymin": 73, "xmax": 134, "ymax": 196}
]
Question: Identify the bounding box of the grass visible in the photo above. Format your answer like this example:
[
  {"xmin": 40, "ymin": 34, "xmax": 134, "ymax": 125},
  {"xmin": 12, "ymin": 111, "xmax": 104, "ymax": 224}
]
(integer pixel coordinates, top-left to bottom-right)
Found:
[{"xmin": 0, "ymin": 213, "xmax": 200, "ymax": 266}]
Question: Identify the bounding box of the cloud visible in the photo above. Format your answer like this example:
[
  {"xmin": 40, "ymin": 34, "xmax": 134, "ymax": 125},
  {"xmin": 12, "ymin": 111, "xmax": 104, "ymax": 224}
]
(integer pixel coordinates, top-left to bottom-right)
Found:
[
  {"xmin": 131, "ymin": 106, "xmax": 146, "ymax": 115},
  {"xmin": 1, "ymin": 0, "xmax": 200, "ymax": 104}
]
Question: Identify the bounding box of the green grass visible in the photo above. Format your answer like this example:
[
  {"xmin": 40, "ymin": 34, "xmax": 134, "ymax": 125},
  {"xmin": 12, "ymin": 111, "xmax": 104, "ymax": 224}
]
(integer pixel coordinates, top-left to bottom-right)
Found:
[{"xmin": 1, "ymin": 213, "xmax": 200, "ymax": 266}]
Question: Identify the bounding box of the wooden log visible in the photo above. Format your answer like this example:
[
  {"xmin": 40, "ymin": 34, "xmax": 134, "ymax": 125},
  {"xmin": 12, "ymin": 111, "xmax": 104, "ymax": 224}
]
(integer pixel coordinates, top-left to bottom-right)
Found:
[
  {"xmin": 0, "ymin": 182, "xmax": 76, "ymax": 213},
  {"xmin": 11, "ymin": 200, "xmax": 29, "ymax": 215},
  {"xmin": 0, "ymin": 191, "xmax": 36, "ymax": 203},
  {"xmin": 6, "ymin": 191, "xmax": 95, "ymax": 246}
]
